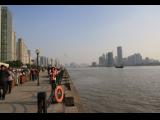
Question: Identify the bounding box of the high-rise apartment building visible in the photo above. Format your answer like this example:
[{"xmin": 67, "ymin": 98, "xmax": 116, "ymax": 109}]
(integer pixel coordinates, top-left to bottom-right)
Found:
[
  {"xmin": 102, "ymin": 53, "xmax": 106, "ymax": 66},
  {"xmin": 11, "ymin": 31, "xmax": 16, "ymax": 60},
  {"xmin": 105, "ymin": 53, "xmax": 108, "ymax": 66},
  {"xmin": 117, "ymin": 46, "xmax": 123, "ymax": 65},
  {"xmin": 99, "ymin": 56, "xmax": 103, "ymax": 67},
  {"xmin": 107, "ymin": 52, "xmax": 114, "ymax": 66},
  {"xmin": 39, "ymin": 56, "xmax": 48, "ymax": 67},
  {"xmin": 0, "ymin": 6, "xmax": 13, "ymax": 62},
  {"xmin": 127, "ymin": 53, "xmax": 142, "ymax": 65},
  {"xmin": 17, "ymin": 38, "xmax": 29, "ymax": 64}
]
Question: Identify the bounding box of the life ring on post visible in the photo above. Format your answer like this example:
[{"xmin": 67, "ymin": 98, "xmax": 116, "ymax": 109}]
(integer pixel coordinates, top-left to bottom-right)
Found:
[{"xmin": 54, "ymin": 85, "xmax": 64, "ymax": 103}]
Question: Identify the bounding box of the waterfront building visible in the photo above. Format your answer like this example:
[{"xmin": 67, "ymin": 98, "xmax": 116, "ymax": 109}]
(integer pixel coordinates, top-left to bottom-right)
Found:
[
  {"xmin": 107, "ymin": 52, "xmax": 114, "ymax": 67},
  {"xmin": 105, "ymin": 53, "xmax": 108, "ymax": 66},
  {"xmin": 127, "ymin": 53, "xmax": 142, "ymax": 65},
  {"xmin": 0, "ymin": 6, "xmax": 13, "ymax": 62},
  {"xmin": 17, "ymin": 38, "xmax": 29, "ymax": 64},
  {"xmin": 117, "ymin": 46, "xmax": 123, "ymax": 65},
  {"xmin": 102, "ymin": 53, "xmax": 106, "ymax": 66},
  {"xmin": 99, "ymin": 56, "xmax": 103, "ymax": 67}
]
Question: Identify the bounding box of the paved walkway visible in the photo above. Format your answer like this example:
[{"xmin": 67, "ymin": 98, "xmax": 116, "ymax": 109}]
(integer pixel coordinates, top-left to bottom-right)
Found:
[{"xmin": 0, "ymin": 71, "xmax": 64, "ymax": 113}]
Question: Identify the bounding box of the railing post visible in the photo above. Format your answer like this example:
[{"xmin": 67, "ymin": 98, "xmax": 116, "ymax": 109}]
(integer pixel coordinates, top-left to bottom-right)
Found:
[
  {"xmin": 43, "ymin": 92, "xmax": 47, "ymax": 113},
  {"xmin": 37, "ymin": 92, "xmax": 47, "ymax": 113}
]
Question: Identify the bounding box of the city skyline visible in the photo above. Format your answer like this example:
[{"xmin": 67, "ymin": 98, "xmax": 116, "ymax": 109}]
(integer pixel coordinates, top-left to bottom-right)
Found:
[
  {"xmin": 6, "ymin": 5, "xmax": 160, "ymax": 65},
  {"xmin": 97, "ymin": 46, "xmax": 160, "ymax": 67}
]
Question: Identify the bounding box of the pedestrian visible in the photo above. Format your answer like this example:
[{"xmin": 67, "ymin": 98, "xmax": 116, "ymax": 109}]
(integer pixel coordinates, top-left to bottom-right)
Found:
[
  {"xmin": 50, "ymin": 67, "xmax": 58, "ymax": 90},
  {"xmin": 15, "ymin": 69, "xmax": 19, "ymax": 86},
  {"xmin": 0, "ymin": 65, "xmax": 9, "ymax": 100},
  {"xmin": 56, "ymin": 67, "xmax": 64, "ymax": 85},
  {"xmin": 35, "ymin": 68, "xmax": 39, "ymax": 80},
  {"xmin": 31, "ymin": 68, "xmax": 36, "ymax": 81},
  {"xmin": 7, "ymin": 68, "xmax": 14, "ymax": 94}
]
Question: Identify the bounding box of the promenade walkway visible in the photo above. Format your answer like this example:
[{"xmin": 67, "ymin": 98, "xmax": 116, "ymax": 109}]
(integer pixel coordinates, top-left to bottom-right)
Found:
[{"xmin": 0, "ymin": 71, "xmax": 64, "ymax": 113}]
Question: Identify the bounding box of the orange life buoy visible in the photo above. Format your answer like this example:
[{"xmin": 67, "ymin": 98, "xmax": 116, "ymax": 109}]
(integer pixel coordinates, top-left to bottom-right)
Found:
[{"xmin": 54, "ymin": 85, "xmax": 64, "ymax": 103}]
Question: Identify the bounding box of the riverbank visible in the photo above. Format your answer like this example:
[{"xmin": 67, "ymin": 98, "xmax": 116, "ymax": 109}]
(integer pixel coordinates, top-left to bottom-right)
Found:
[{"xmin": 64, "ymin": 69, "xmax": 84, "ymax": 113}]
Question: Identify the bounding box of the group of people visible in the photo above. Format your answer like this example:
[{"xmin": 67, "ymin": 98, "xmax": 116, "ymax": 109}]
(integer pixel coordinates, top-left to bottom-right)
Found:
[
  {"xmin": 0, "ymin": 65, "xmax": 15, "ymax": 100},
  {"xmin": 0, "ymin": 64, "xmax": 64, "ymax": 101},
  {"xmin": 30, "ymin": 68, "xmax": 39, "ymax": 81},
  {"xmin": 0, "ymin": 65, "xmax": 31, "ymax": 100},
  {"xmin": 48, "ymin": 66, "xmax": 64, "ymax": 90}
]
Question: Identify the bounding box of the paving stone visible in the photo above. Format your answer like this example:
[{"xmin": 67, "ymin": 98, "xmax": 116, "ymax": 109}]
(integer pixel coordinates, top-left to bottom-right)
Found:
[{"xmin": 0, "ymin": 70, "xmax": 81, "ymax": 113}]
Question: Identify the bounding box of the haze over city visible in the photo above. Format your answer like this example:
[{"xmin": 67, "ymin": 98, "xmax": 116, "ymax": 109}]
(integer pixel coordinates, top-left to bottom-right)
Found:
[{"xmin": 8, "ymin": 5, "xmax": 160, "ymax": 65}]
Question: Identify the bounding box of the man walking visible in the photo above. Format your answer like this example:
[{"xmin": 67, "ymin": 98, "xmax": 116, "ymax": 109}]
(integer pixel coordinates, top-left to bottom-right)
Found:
[{"xmin": 0, "ymin": 65, "xmax": 9, "ymax": 100}]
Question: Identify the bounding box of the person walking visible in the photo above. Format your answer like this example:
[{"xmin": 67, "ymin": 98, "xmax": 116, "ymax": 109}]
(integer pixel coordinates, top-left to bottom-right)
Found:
[
  {"xmin": 50, "ymin": 67, "xmax": 57, "ymax": 89},
  {"xmin": 0, "ymin": 65, "xmax": 9, "ymax": 100},
  {"xmin": 7, "ymin": 68, "xmax": 14, "ymax": 94},
  {"xmin": 15, "ymin": 69, "xmax": 19, "ymax": 86},
  {"xmin": 31, "ymin": 68, "xmax": 36, "ymax": 81}
]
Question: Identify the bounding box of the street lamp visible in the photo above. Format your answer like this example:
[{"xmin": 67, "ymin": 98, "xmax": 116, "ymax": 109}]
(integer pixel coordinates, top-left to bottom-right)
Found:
[{"xmin": 35, "ymin": 49, "xmax": 40, "ymax": 86}]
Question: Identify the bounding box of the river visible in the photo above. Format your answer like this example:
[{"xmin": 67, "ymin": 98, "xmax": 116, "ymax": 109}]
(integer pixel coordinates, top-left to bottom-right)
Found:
[{"xmin": 67, "ymin": 66, "xmax": 160, "ymax": 113}]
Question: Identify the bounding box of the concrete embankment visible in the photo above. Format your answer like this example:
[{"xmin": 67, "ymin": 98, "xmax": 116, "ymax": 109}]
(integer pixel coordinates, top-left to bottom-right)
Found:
[{"xmin": 63, "ymin": 69, "xmax": 84, "ymax": 113}]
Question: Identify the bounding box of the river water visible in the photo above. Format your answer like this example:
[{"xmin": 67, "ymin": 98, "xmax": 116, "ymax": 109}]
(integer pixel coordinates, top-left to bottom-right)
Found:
[{"xmin": 67, "ymin": 66, "xmax": 160, "ymax": 113}]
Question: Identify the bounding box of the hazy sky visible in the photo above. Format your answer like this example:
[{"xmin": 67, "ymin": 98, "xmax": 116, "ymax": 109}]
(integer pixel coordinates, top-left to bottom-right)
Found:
[{"xmin": 7, "ymin": 5, "xmax": 160, "ymax": 65}]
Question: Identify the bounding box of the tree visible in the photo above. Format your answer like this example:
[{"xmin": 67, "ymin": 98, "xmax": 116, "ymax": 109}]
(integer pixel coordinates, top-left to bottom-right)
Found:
[{"xmin": 6, "ymin": 60, "xmax": 23, "ymax": 68}]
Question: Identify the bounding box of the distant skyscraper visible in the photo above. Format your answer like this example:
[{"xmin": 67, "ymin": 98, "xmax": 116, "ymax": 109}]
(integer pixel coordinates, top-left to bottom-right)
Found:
[
  {"xmin": 17, "ymin": 38, "xmax": 29, "ymax": 64},
  {"xmin": 40, "ymin": 56, "xmax": 44, "ymax": 66},
  {"xmin": 46, "ymin": 57, "xmax": 50, "ymax": 66},
  {"xmin": 107, "ymin": 52, "xmax": 114, "ymax": 66},
  {"xmin": 105, "ymin": 53, "xmax": 108, "ymax": 66},
  {"xmin": 0, "ymin": 6, "xmax": 13, "ymax": 62},
  {"xmin": 102, "ymin": 53, "xmax": 106, "ymax": 66},
  {"xmin": 117, "ymin": 46, "xmax": 123, "ymax": 65},
  {"xmin": 28, "ymin": 50, "xmax": 31, "ymax": 65},
  {"xmin": 12, "ymin": 31, "xmax": 16, "ymax": 60},
  {"xmin": 17, "ymin": 38, "xmax": 22, "ymax": 62},
  {"xmin": 99, "ymin": 56, "xmax": 103, "ymax": 67},
  {"xmin": 39, "ymin": 56, "xmax": 48, "ymax": 67}
]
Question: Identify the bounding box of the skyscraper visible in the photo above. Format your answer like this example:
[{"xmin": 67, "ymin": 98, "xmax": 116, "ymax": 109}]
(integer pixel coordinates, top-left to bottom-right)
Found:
[
  {"xmin": 0, "ymin": 6, "xmax": 13, "ymax": 62},
  {"xmin": 107, "ymin": 52, "xmax": 114, "ymax": 67},
  {"xmin": 39, "ymin": 56, "xmax": 48, "ymax": 67},
  {"xmin": 17, "ymin": 38, "xmax": 22, "ymax": 62},
  {"xmin": 102, "ymin": 53, "xmax": 106, "ymax": 66},
  {"xmin": 12, "ymin": 31, "xmax": 16, "ymax": 60},
  {"xmin": 99, "ymin": 56, "xmax": 103, "ymax": 67},
  {"xmin": 17, "ymin": 38, "xmax": 29, "ymax": 64},
  {"xmin": 117, "ymin": 46, "xmax": 123, "ymax": 65},
  {"xmin": 105, "ymin": 53, "xmax": 108, "ymax": 66}
]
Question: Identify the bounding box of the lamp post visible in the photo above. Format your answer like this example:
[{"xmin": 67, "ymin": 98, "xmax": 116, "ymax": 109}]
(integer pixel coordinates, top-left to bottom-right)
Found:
[{"xmin": 35, "ymin": 49, "xmax": 40, "ymax": 86}]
